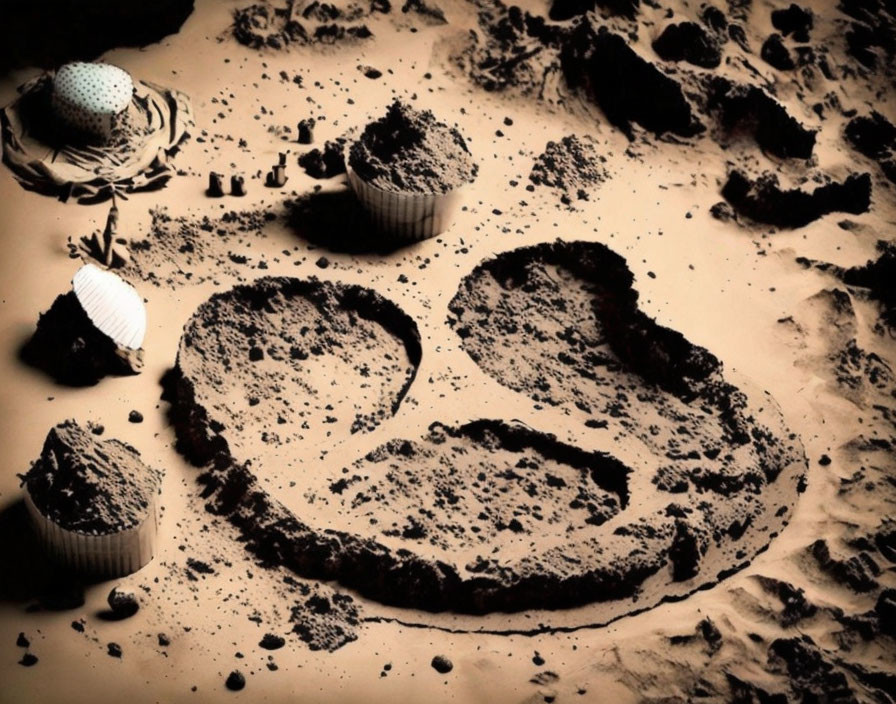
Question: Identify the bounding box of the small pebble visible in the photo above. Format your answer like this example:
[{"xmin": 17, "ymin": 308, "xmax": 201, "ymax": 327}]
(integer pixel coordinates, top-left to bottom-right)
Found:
[
  {"xmin": 259, "ymin": 634, "xmax": 285, "ymax": 650},
  {"xmin": 226, "ymin": 670, "xmax": 246, "ymax": 691},
  {"xmin": 128, "ymin": 410, "xmax": 143, "ymax": 423},
  {"xmin": 108, "ymin": 587, "xmax": 139, "ymax": 618},
  {"xmin": 431, "ymin": 655, "xmax": 453, "ymax": 674}
]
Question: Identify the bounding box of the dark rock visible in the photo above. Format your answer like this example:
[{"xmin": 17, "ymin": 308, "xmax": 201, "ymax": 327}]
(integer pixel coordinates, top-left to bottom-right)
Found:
[
  {"xmin": 652, "ymin": 22, "xmax": 722, "ymax": 68},
  {"xmin": 838, "ymin": 240, "xmax": 896, "ymax": 329},
  {"xmin": 709, "ymin": 201, "xmax": 735, "ymax": 221},
  {"xmin": 721, "ymin": 171, "xmax": 871, "ymax": 228},
  {"xmin": 298, "ymin": 139, "xmax": 346, "ymax": 179},
  {"xmin": 875, "ymin": 588, "xmax": 896, "ymax": 636},
  {"xmin": 16, "ymin": 633, "xmax": 30, "ymax": 648},
  {"xmin": 401, "ymin": 0, "xmax": 446, "ymax": 24},
  {"xmin": 840, "ymin": 0, "xmax": 895, "ymax": 70},
  {"xmin": 259, "ymin": 633, "xmax": 285, "ymax": 650},
  {"xmin": 562, "ymin": 25, "xmax": 704, "ymax": 140},
  {"xmin": 706, "ymin": 78, "xmax": 816, "ymax": 158},
  {"xmin": 431, "ymin": 655, "xmax": 453, "ymax": 673},
  {"xmin": 225, "ymin": 670, "xmax": 245, "ymax": 691},
  {"xmin": 107, "ymin": 642, "xmax": 122, "ymax": 658},
  {"xmin": 18, "ymin": 653, "xmax": 38, "ymax": 667},
  {"xmin": 768, "ymin": 636, "xmax": 857, "ymax": 703},
  {"xmin": 230, "ymin": 175, "xmax": 247, "ymax": 197},
  {"xmin": 761, "ymin": 34, "xmax": 795, "ymax": 70},
  {"xmin": 727, "ymin": 23, "xmax": 750, "ymax": 52},
  {"xmin": 700, "ymin": 5, "xmax": 727, "ymax": 33},
  {"xmin": 873, "ymin": 520, "xmax": 896, "ymax": 563},
  {"xmin": 844, "ymin": 112, "xmax": 896, "ymax": 185},
  {"xmin": 128, "ymin": 410, "xmax": 143, "ymax": 423},
  {"xmin": 158, "ymin": 633, "xmax": 170, "ymax": 647},
  {"xmin": 810, "ymin": 539, "xmax": 881, "ymax": 592},
  {"xmin": 755, "ymin": 575, "xmax": 817, "ymax": 626},
  {"xmin": 297, "ymin": 118, "xmax": 316, "ymax": 144},
  {"xmin": 549, "ymin": 0, "xmax": 639, "ymax": 21},
  {"xmin": 107, "ymin": 587, "xmax": 139, "ymax": 618},
  {"xmin": 771, "ymin": 4, "xmax": 813, "ymax": 42},
  {"xmin": 207, "ymin": 172, "xmax": 225, "ymax": 198},
  {"xmin": 669, "ymin": 518, "xmax": 708, "ymax": 581},
  {"xmin": 725, "ymin": 673, "xmax": 786, "ymax": 703}
]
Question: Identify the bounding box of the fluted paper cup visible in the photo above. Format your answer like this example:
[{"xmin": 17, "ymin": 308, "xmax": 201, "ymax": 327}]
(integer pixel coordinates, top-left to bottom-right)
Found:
[
  {"xmin": 345, "ymin": 159, "xmax": 470, "ymax": 243},
  {"xmin": 24, "ymin": 490, "xmax": 159, "ymax": 578}
]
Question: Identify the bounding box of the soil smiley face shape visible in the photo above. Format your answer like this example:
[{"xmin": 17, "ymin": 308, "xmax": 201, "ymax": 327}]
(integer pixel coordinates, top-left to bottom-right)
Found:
[{"xmin": 170, "ymin": 242, "xmax": 805, "ymax": 633}]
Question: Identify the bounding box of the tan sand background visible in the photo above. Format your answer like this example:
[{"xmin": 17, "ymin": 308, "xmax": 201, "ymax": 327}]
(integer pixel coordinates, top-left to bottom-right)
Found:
[{"xmin": 0, "ymin": 0, "xmax": 894, "ymax": 701}]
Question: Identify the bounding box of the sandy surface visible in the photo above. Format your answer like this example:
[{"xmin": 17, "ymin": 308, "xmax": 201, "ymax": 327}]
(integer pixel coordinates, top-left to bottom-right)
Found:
[{"xmin": 1, "ymin": 0, "xmax": 895, "ymax": 702}]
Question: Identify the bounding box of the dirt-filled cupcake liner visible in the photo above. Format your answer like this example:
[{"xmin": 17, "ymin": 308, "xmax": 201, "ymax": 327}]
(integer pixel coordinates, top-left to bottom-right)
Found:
[
  {"xmin": 345, "ymin": 161, "xmax": 470, "ymax": 242},
  {"xmin": 1, "ymin": 64, "xmax": 193, "ymax": 204},
  {"xmin": 20, "ymin": 420, "xmax": 164, "ymax": 578},
  {"xmin": 345, "ymin": 101, "xmax": 477, "ymax": 243},
  {"xmin": 24, "ymin": 490, "xmax": 159, "ymax": 578}
]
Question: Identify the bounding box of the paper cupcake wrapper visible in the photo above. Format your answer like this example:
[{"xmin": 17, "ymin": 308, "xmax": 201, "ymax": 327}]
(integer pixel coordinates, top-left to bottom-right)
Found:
[
  {"xmin": 24, "ymin": 490, "xmax": 159, "ymax": 578},
  {"xmin": 345, "ymin": 163, "xmax": 468, "ymax": 243}
]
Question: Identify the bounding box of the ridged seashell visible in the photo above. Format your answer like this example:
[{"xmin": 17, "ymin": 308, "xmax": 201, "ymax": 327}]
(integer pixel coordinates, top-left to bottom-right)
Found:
[
  {"xmin": 51, "ymin": 62, "xmax": 134, "ymax": 140},
  {"xmin": 72, "ymin": 264, "xmax": 146, "ymax": 350}
]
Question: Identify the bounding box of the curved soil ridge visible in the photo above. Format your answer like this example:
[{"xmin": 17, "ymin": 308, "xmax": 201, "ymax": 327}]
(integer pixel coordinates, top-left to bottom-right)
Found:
[
  {"xmin": 168, "ymin": 249, "xmax": 805, "ymax": 621},
  {"xmin": 168, "ymin": 276, "xmax": 422, "ymax": 466}
]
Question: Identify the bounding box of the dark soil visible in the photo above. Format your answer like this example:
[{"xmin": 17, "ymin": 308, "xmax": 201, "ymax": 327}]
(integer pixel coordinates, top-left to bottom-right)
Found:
[
  {"xmin": 348, "ymin": 101, "xmax": 477, "ymax": 193},
  {"xmin": 721, "ymin": 170, "xmax": 871, "ymax": 228},
  {"xmin": 20, "ymin": 420, "xmax": 163, "ymax": 535},
  {"xmin": 21, "ymin": 290, "xmax": 143, "ymax": 387}
]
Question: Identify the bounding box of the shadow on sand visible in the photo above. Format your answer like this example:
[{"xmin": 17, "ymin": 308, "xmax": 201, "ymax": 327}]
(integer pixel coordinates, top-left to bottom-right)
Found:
[
  {"xmin": 0, "ymin": 499, "xmax": 88, "ymax": 611},
  {"xmin": 285, "ymin": 187, "xmax": 412, "ymax": 255}
]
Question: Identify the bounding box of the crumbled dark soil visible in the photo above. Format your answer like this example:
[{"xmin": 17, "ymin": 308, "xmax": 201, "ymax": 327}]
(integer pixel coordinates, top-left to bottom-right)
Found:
[
  {"xmin": 456, "ymin": 1, "xmax": 565, "ymax": 98},
  {"xmin": 721, "ymin": 170, "xmax": 871, "ymax": 228},
  {"xmin": 123, "ymin": 207, "xmax": 276, "ymax": 287},
  {"xmin": 528, "ymin": 134, "xmax": 608, "ymax": 201},
  {"xmin": 20, "ymin": 420, "xmax": 163, "ymax": 535},
  {"xmin": 167, "ymin": 241, "xmax": 803, "ymax": 617},
  {"xmin": 232, "ymin": 1, "xmax": 378, "ymax": 50},
  {"xmin": 168, "ymin": 276, "xmax": 421, "ymax": 465},
  {"xmin": 21, "ymin": 290, "xmax": 143, "ymax": 386},
  {"xmin": 298, "ymin": 139, "xmax": 347, "ymax": 179}
]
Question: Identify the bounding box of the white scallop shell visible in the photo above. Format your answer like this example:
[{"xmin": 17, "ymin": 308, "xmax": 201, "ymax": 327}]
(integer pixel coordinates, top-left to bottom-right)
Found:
[{"xmin": 72, "ymin": 264, "xmax": 146, "ymax": 350}]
